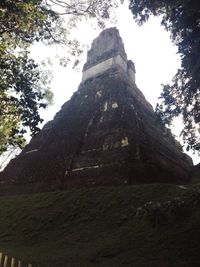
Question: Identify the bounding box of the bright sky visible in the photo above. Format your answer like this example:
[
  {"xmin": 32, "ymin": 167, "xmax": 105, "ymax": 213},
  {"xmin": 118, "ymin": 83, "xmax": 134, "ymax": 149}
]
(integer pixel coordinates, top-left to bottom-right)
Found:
[{"xmin": 30, "ymin": 1, "xmax": 199, "ymax": 164}]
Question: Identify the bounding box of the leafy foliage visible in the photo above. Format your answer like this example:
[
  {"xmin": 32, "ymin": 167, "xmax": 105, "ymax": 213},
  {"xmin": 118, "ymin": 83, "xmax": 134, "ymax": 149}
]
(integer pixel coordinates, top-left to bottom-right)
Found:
[
  {"xmin": 0, "ymin": 0, "xmax": 59, "ymax": 154},
  {"xmin": 0, "ymin": 50, "xmax": 49, "ymax": 153},
  {"xmin": 129, "ymin": 0, "xmax": 200, "ymax": 153}
]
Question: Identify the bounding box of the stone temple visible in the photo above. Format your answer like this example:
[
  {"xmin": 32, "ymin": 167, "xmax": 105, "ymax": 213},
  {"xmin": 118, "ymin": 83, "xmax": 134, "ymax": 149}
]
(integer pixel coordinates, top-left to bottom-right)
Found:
[{"xmin": 0, "ymin": 28, "xmax": 193, "ymax": 194}]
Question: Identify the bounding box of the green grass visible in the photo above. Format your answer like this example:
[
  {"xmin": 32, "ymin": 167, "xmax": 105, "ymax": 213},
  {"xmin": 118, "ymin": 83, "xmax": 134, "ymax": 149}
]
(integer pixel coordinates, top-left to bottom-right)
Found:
[{"xmin": 0, "ymin": 184, "xmax": 200, "ymax": 266}]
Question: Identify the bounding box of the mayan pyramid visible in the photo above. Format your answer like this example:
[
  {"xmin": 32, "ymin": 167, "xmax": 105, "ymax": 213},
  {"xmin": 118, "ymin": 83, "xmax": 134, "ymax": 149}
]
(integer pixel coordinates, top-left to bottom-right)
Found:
[{"xmin": 0, "ymin": 28, "xmax": 193, "ymax": 194}]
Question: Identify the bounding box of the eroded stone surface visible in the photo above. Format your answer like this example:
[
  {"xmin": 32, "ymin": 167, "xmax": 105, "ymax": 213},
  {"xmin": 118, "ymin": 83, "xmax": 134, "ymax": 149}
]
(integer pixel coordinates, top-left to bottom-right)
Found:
[
  {"xmin": 0, "ymin": 73, "xmax": 193, "ymax": 194},
  {"xmin": 82, "ymin": 28, "xmax": 135, "ymax": 83},
  {"xmin": 0, "ymin": 29, "xmax": 193, "ymax": 195},
  {"xmin": 83, "ymin": 28, "xmax": 127, "ymax": 69}
]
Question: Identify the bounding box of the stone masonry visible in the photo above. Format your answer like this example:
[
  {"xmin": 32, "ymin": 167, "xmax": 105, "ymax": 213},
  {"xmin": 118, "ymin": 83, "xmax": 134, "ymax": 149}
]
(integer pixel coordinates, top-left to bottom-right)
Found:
[
  {"xmin": 0, "ymin": 28, "xmax": 193, "ymax": 195},
  {"xmin": 82, "ymin": 28, "xmax": 135, "ymax": 83}
]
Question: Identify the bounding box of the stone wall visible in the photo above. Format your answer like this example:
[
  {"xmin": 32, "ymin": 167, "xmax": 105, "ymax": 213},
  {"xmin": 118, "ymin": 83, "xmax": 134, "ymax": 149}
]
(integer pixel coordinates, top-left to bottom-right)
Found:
[
  {"xmin": 0, "ymin": 28, "xmax": 193, "ymax": 195},
  {"xmin": 82, "ymin": 27, "xmax": 135, "ymax": 83},
  {"xmin": 0, "ymin": 72, "xmax": 193, "ymax": 194},
  {"xmin": 82, "ymin": 54, "xmax": 130, "ymax": 81}
]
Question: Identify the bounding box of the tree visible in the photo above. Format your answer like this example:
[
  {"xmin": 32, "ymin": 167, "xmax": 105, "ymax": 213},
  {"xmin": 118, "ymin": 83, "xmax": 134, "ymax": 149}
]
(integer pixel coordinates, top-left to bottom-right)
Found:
[
  {"xmin": 129, "ymin": 0, "xmax": 200, "ymax": 153},
  {"xmin": 0, "ymin": 0, "xmax": 119, "ymax": 155},
  {"xmin": 0, "ymin": 0, "xmax": 56, "ymax": 154}
]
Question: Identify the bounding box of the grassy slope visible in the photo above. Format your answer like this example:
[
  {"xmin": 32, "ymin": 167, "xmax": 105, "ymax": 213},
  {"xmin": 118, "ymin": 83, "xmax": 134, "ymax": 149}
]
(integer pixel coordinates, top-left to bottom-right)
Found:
[{"xmin": 0, "ymin": 184, "xmax": 200, "ymax": 267}]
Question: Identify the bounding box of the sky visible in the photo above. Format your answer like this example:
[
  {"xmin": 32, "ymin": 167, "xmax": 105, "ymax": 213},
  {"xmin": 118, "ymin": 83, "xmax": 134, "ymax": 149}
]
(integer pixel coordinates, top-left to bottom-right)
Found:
[{"xmin": 30, "ymin": 1, "xmax": 199, "ymax": 164}]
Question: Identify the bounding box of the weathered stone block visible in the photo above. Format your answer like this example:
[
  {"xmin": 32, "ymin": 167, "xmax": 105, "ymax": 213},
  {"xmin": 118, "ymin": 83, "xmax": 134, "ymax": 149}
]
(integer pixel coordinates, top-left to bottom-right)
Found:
[
  {"xmin": 0, "ymin": 28, "xmax": 193, "ymax": 194},
  {"xmin": 82, "ymin": 27, "xmax": 135, "ymax": 83}
]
